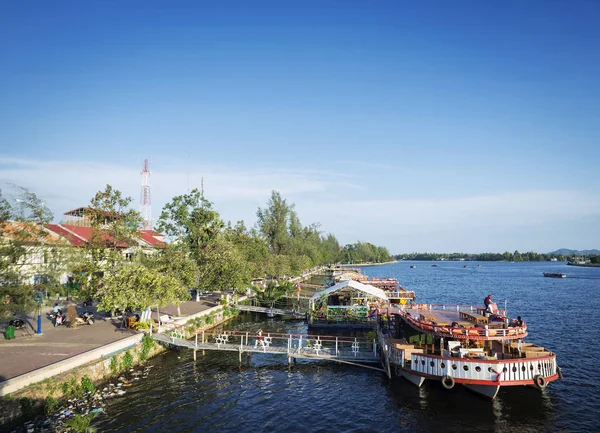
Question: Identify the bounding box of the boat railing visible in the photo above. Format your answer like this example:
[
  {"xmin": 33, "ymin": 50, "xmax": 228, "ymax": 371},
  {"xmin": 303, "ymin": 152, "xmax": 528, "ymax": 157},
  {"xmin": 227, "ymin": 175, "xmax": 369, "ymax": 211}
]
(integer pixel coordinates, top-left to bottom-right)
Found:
[
  {"xmin": 385, "ymin": 291, "xmax": 416, "ymax": 300},
  {"xmin": 392, "ymin": 303, "xmax": 507, "ymax": 316},
  {"xmin": 389, "ymin": 306, "xmax": 527, "ymax": 340}
]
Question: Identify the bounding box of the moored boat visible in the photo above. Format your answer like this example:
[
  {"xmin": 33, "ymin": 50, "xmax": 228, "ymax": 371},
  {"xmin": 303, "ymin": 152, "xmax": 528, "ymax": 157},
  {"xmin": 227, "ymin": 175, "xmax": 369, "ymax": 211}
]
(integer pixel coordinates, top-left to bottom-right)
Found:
[
  {"xmin": 378, "ymin": 300, "xmax": 562, "ymax": 400},
  {"xmin": 544, "ymin": 272, "xmax": 566, "ymax": 278}
]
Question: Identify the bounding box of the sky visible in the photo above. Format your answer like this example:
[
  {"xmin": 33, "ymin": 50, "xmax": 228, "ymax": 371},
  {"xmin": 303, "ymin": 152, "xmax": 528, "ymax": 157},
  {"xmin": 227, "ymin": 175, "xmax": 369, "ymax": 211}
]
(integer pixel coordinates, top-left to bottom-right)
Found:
[{"xmin": 1, "ymin": 0, "xmax": 599, "ymax": 254}]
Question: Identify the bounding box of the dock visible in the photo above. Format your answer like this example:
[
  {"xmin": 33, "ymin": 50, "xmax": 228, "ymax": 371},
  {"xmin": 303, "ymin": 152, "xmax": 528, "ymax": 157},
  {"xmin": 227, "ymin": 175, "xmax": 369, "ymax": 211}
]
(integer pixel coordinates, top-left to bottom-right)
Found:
[{"xmin": 152, "ymin": 329, "xmax": 384, "ymax": 372}]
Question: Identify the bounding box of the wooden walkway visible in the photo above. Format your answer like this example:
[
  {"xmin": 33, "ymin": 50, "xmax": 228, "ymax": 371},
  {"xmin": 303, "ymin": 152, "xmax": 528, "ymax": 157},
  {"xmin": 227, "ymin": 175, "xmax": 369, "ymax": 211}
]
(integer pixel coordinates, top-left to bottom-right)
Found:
[
  {"xmin": 153, "ymin": 330, "xmax": 384, "ymax": 371},
  {"xmin": 234, "ymin": 305, "xmax": 298, "ymax": 316}
]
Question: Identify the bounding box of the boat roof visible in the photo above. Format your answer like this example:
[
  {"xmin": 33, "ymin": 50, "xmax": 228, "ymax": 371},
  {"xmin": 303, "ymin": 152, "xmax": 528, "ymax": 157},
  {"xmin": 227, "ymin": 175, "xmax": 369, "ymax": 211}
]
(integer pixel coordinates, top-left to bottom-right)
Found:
[{"xmin": 311, "ymin": 280, "xmax": 389, "ymax": 301}]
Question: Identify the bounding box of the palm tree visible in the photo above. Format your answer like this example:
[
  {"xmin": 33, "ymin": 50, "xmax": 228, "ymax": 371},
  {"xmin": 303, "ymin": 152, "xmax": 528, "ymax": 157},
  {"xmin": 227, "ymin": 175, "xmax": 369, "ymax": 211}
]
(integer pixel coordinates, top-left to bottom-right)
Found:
[{"xmin": 252, "ymin": 281, "xmax": 292, "ymax": 307}]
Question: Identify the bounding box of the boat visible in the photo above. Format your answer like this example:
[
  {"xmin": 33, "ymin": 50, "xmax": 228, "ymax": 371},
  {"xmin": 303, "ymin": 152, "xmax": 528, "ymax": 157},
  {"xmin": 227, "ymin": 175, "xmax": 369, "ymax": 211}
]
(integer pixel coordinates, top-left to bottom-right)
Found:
[
  {"xmin": 543, "ymin": 272, "xmax": 566, "ymax": 278},
  {"xmin": 464, "ymin": 265, "xmax": 469, "ymax": 268},
  {"xmin": 431, "ymin": 264, "xmax": 438, "ymax": 267},
  {"xmin": 378, "ymin": 300, "xmax": 562, "ymax": 400},
  {"xmin": 410, "ymin": 265, "xmax": 416, "ymax": 269}
]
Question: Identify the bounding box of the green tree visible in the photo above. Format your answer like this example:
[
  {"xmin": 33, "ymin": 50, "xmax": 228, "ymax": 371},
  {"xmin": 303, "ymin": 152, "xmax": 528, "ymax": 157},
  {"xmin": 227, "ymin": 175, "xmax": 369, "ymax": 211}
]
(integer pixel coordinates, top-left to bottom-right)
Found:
[
  {"xmin": 0, "ymin": 187, "xmax": 55, "ymax": 318},
  {"xmin": 71, "ymin": 185, "xmax": 143, "ymax": 301},
  {"xmin": 256, "ymin": 191, "xmax": 293, "ymax": 255},
  {"xmin": 196, "ymin": 235, "xmax": 251, "ymax": 292},
  {"xmin": 157, "ymin": 188, "xmax": 224, "ymax": 259}
]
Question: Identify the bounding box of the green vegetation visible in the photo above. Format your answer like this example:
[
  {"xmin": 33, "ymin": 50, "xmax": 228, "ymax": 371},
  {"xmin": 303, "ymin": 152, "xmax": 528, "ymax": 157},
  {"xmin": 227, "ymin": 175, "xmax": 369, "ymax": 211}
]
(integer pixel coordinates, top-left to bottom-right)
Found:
[
  {"xmin": 121, "ymin": 350, "xmax": 134, "ymax": 370},
  {"xmin": 138, "ymin": 334, "xmax": 155, "ymax": 361},
  {"xmin": 394, "ymin": 250, "xmax": 599, "ymax": 262},
  {"xmin": 109, "ymin": 355, "xmax": 118, "ymax": 375},
  {"xmin": 64, "ymin": 412, "xmax": 98, "ymax": 433},
  {"xmin": 2, "ymin": 184, "xmax": 391, "ymax": 320}
]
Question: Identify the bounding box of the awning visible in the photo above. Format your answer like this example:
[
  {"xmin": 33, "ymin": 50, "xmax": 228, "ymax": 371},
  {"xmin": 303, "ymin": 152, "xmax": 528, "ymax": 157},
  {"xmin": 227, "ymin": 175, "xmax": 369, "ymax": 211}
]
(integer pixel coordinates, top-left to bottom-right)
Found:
[{"xmin": 310, "ymin": 280, "xmax": 389, "ymax": 301}]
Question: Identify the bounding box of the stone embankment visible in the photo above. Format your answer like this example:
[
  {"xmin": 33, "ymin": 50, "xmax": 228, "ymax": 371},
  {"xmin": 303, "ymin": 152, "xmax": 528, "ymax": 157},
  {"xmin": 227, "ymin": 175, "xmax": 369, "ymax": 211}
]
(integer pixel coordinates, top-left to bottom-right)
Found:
[{"xmin": 1, "ymin": 301, "xmax": 240, "ymax": 431}]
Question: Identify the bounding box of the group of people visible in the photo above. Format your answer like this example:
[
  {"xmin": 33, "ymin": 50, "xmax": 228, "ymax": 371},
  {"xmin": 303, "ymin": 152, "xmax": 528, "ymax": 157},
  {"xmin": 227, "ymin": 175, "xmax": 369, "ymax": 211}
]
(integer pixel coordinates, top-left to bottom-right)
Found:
[{"xmin": 484, "ymin": 294, "xmax": 524, "ymax": 327}]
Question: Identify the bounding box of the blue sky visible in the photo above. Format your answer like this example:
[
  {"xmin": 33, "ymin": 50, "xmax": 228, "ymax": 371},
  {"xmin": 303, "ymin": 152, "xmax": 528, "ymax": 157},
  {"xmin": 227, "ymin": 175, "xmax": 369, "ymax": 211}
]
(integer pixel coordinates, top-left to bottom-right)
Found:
[{"xmin": 1, "ymin": 1, "xmax": 599, "ymax": 253}]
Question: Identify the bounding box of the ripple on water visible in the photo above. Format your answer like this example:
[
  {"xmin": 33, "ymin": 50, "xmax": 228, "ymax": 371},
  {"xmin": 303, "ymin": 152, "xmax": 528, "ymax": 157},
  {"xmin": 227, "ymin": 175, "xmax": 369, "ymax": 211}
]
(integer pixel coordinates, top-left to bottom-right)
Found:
[{"xmin": 97, "ymin": 263, "xmax": 598, "ymax": 432}]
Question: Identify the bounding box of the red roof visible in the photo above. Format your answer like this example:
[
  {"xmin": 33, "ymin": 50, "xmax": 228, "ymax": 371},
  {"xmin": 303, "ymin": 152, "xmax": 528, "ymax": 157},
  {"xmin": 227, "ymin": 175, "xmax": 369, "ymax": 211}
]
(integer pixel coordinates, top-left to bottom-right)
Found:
[
  {"xmin": 45, "ymin": 224, "xmax": 87, "ymax": 246},
  {"xmin": 63, "ymin": 207, "xmax": 120, "ymax": 219},
  {"xmin": 45, "ymin": 224, "xmax": 165, "ymax": 249},
  {"xmin": 138, "ymin": 230, "xmax": 166, "ymax": 248}
]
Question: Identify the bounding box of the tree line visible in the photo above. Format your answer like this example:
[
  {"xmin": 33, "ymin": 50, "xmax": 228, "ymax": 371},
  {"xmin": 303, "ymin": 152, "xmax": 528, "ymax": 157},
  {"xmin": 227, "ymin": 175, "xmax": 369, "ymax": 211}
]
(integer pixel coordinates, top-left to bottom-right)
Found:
[
  {"xmin": 394, "ymin": 251, "xmax": 597, "ymax": 262},
  {"xmin": 0, "ymin": 186, "xmax": 391, "ymax": 318}
]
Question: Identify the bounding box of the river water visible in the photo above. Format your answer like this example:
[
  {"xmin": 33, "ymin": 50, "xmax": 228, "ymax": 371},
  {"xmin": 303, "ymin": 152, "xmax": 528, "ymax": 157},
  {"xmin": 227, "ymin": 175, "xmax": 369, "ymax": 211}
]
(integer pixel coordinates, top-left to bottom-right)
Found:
[{"xmin": 97, "ymin": 262, "xmax": 599, "ymax": 432}]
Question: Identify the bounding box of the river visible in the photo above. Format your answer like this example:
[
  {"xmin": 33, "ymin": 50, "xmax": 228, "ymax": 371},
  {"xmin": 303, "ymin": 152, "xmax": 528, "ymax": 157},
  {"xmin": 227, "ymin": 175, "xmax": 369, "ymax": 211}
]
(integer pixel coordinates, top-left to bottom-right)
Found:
[{"xmin": 96, "ymin": 261, "xmax": 598, "ymax": 432}]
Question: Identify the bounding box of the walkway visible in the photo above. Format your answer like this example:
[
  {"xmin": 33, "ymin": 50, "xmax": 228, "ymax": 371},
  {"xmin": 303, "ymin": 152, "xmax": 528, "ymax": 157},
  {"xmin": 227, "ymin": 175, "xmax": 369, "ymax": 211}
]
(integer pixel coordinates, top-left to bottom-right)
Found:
[{"xmin": 153, "ymin": 329, "xmax": 383, "ymax": 371}]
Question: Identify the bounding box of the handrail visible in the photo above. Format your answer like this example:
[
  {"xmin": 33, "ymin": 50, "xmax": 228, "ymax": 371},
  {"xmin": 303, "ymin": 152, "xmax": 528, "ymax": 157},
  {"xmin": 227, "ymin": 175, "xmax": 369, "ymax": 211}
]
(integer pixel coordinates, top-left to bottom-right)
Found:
[{"xmin": 391, "ymin": 307, "xmax": 527, "ymax": 340}]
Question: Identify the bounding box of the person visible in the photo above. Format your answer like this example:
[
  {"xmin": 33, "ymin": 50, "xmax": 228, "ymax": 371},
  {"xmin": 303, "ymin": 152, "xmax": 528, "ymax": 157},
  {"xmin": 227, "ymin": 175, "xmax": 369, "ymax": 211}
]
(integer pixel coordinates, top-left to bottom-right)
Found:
[
  {"xmin": 53, "ymin": 303, "xmax": 61, "ymax": 314},
  {"xmin": 511, "ymin": 316, "xmax": 523, "ymax": 327},
  {"xmin": 484, "ymin": 294, "xmax": 493, "ymax": 315},
  {"xmin": 66, "ymin": 301, "xmax": 78, "ymax": 327},
  {"xmin": 254, "ymin": 329, "xmax": 264, "ymax": 348}
]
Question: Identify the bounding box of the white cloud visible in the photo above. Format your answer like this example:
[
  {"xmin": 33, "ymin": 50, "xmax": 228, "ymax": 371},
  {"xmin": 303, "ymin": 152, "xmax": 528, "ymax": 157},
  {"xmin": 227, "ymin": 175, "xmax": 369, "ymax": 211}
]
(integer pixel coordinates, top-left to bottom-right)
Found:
[{"xmin": 2, "ymin": 156, "xmax": 599, "ymax": 252}]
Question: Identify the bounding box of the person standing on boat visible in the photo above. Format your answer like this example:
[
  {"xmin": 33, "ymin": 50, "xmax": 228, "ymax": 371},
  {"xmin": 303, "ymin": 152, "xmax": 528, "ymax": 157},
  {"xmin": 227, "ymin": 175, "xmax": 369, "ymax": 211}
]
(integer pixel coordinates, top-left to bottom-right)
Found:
[{"xmin": 484, "ymin": 294, "xmax": 493, "ymax": 316}]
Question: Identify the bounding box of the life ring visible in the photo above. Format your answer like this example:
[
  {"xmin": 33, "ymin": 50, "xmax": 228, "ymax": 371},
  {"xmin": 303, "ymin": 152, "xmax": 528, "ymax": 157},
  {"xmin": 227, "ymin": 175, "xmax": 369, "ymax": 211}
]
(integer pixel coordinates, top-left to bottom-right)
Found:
[
  {"xmin": 452, "ymin": 328, "xmax": 463, "ymax": 336},
  {"xmin": 441, "ymin": 375, "xmax": 455, "ymax": 390},
  {"xmin": 439, "ymin": 327, "xmax": 450, "ymax": 334},
  {"xmin": 468, "ymin": 329, "xmax": 479, "ymax": 337},
  {"xmin": 557, "ymin": 366, "xmax": 564, "ymax": 380},
  {"xmin": 533, "ymin": 375, "xmax": 547, "ymax": 390}
]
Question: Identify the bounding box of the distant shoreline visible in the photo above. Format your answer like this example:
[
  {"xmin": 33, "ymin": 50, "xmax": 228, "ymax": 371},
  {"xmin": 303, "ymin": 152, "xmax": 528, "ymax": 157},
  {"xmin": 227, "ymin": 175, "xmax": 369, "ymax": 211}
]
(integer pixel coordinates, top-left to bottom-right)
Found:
[
  {"xmin": 567, "ymin": 262, "xmax": 600, "ymax": 268},
  {"xmin": 342, "ymin": 260, "xmax": 398, "ymax": 267}
]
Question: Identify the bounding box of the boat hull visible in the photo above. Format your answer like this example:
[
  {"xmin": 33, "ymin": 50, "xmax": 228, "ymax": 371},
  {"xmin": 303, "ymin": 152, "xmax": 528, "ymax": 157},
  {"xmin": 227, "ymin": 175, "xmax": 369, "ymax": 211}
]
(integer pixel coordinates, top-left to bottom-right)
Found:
[{"xmin": 463, "ymin": 384, "xmax": 500, "ymax": 399}]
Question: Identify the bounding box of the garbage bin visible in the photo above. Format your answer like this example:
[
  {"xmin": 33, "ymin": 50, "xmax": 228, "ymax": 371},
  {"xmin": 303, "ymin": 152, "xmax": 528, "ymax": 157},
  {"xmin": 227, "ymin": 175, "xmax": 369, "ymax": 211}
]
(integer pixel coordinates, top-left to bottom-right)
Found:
[{"xmin": 5, "ymin": 325, "xmax": 15, "ymax": 340}]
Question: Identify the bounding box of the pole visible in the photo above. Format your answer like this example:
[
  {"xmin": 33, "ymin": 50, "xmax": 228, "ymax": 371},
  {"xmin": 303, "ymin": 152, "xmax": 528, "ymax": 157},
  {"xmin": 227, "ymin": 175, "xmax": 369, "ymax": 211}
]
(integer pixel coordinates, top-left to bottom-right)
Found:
[{"xmin": 36, "ymin": 302, "xmax": 42, "ymax": 335}]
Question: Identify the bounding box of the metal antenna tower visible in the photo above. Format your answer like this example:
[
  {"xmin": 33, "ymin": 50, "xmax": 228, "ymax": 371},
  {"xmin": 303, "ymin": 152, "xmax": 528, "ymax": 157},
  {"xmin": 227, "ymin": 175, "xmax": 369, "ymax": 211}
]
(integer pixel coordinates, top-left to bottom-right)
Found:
[{"xmin": 140, "ymin": 158, "xmax": 152, "ymax": 230}]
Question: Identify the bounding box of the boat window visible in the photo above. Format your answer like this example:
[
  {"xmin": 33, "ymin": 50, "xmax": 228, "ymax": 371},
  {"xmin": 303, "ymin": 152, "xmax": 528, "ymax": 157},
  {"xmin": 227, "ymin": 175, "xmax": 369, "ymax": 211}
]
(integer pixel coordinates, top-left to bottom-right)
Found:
[
  {"xmin": 512, "ymin": 366, "xmax": 517, "ymax": 372},
  {"xmin": 530, "ymin": 365, "xmax": 534, "ymax": 371},
  {"xmin": 452, "ymin": 364, "xmax": 457, "ymax": 370},
  {"xmin": 421, "ymin": 360, "xmax": 425, "ymax": 366},
  {"xmin": 430, "ymin": 361, "xmax": 435, "ymax": 367},
  {"xmin": 440, "ymin": 362, "xmax": 445, "ymax": 369},
  {"xmin": 537, "ymin": 364, "xmax": 541, "ymax": 370},
  {"xmin": 488, "ymin": 367, "xmax": 493, "ymax": 373},
  {"xmin": 463, "ymin": 365, "xmax": 469, "ymax": 371},
  {"xmin": 522, "ymin": 366, "xmax": 526, "ymax": 372},
  {"xmin": 503, "ymin": 367, "xmax": 508, "ymax": 373},
  {"xmin": 475, "ymin": 366, "xmax": 481, "ymax": 372}
]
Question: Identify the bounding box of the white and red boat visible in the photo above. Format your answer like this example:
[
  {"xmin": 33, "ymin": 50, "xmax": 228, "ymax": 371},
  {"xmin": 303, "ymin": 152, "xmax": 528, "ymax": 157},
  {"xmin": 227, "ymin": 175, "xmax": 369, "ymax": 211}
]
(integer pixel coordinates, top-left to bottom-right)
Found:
[{"xmin": 378, "ymin": 301, "xmax": 562, "ymax": 399}]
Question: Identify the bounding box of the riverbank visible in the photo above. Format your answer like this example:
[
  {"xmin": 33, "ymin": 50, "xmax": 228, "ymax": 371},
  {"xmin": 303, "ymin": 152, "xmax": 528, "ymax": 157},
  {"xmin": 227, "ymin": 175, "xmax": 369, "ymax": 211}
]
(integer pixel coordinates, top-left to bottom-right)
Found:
[
  {"xmin": 343, "ymin": 260, "xmax": 398, "ymax": 267},
  {"xmin": 0, "ymin": 298, "xmax": 241, "ymax": 429}
]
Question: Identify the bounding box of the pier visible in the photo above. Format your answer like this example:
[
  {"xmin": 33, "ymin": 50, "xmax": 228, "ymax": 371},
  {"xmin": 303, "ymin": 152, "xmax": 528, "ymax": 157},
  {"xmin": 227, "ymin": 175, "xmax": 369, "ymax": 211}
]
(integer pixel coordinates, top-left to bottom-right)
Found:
[{"xmin": 152, "ymin": 330, "xmax": 384, "ymax": 372}]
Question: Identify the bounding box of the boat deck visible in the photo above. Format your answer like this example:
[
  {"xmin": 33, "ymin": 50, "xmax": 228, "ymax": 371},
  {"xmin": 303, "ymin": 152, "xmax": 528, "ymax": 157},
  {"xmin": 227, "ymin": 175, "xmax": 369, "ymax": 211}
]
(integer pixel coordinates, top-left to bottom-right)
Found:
[{"xmin": 401, "ymin": 307, "xmax": 503, "ymax": 327}]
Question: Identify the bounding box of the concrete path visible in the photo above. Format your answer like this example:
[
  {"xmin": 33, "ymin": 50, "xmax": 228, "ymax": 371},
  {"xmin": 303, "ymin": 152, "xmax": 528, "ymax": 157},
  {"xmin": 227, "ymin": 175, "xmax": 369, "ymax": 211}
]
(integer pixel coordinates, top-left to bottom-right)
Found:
[{"xmin": 0, "ymin": 297, "xmax": 221, "ymax": 383}]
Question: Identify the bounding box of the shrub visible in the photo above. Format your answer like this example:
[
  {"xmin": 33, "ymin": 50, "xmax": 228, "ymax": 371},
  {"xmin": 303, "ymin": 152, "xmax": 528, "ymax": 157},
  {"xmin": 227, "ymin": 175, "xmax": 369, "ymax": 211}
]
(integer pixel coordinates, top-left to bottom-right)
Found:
[
  {"xmin": 61, "ymin": 382, "xmax": 70, "ymax": 398},
  {"xmin": 109, "ymin": 355, "xmax": 118, "ymax": 375},
  {"xmin": 121, "ymin": 350, "xmax": 133, "ymax": 370},
  {"xmin": 138, "ymin": 334, "xmax": 154, "ymax": 361},
  {"xmin": 81, "ymin": 376, "xmax": 95, "ymax": 393},
  {"xmin": 64, "ymin": 413, "xmax": 98, "ymax": 433},
  {"xmin": 20, "ymin": 397, "xmax": 34, "ymax": 418},
  {"xmin": 44, "ymin": 396, "xmax": 58, "ymax": 415}
]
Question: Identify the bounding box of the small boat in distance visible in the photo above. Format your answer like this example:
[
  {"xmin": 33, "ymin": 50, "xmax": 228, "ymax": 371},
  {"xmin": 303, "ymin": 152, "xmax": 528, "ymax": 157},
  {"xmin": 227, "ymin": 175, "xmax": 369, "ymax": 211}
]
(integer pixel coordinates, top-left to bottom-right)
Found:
[
  {"xmin": 543, "ymin": 272, "xmax": 566, "ymax": 278},
  {"xmin": 410, "ymin": 265, "xmax": 416, "ymax": 269},
  {"xmin": 463, "ymin": 265, "xmax": 469, "ymax": 268},
  {"xmin": 431, "ymin": 264, "xmax": 438, "ymax": 267}
]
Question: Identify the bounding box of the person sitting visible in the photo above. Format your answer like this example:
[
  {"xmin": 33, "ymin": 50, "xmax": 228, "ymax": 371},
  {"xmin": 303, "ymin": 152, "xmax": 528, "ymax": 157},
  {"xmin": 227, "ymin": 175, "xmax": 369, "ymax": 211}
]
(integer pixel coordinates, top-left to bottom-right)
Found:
[
  {"xmin": 53, "ymin": 303, "xmax": 61, "ymax": 314},
  {"xmin": 511, "ymin": 316, "xmax": 523, "ymax": 327}
]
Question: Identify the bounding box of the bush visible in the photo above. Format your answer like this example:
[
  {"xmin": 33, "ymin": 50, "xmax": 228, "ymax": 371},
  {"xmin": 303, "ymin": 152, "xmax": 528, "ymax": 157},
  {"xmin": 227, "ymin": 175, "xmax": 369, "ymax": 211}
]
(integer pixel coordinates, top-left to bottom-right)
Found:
[
  {"xmin": 109, "ymin": 355, "xmax": 118, "ymax": 375},
  {"xmin": 20, "ymin": 397, "xmax": 34, "ymax": 418},
  {"xmin": 138, "ymin": 334, "xmax": 154, "ymax": 361},
  {"xmin": 44, "ymin": 396, "xmax": 58, "ymax": 416},
  {"xmin": 81, "ymin": 376, "xmax": 95, "ymax": 393},
  {"xmin": 64, "ymin": 413, "xmax": 98, "ymax": 433},
  {"xmin": 61, "ymin": 382, "xmax": 70, "ymax": 398},
  {"xmin": 121, "ymin": 350, "xmax": 133, "ymax": 370}
]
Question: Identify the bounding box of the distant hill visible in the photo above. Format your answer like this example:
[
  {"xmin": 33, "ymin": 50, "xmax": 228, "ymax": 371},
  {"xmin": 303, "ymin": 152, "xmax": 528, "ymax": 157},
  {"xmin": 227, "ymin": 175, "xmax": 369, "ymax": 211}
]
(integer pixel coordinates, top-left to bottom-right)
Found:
[{"xmin": 548, "ymin": 248, "xmax": 600, "ymax": 256}]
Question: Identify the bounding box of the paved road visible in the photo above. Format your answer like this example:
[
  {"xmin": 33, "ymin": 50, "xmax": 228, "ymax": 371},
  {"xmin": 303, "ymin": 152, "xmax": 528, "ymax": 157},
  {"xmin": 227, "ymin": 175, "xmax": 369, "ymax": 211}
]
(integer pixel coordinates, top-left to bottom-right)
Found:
[{"xmin": 0, "ymin": 298, "xmax": 220, "ymax": 381}]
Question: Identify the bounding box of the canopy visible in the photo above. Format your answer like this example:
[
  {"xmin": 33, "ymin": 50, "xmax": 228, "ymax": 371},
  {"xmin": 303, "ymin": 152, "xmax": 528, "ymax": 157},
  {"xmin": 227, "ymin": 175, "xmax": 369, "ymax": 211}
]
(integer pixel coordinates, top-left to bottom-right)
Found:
[{"xmin": 310, "ymin": 280, "xmax": 389, "ymax": 301}]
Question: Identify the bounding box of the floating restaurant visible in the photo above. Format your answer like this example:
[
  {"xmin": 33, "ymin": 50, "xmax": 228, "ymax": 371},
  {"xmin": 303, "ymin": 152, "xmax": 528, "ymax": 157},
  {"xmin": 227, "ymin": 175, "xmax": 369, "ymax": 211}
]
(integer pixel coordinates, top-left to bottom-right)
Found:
[{"xmin": 308, "ymin": 280, "xmax": 390, "ymax": 328}]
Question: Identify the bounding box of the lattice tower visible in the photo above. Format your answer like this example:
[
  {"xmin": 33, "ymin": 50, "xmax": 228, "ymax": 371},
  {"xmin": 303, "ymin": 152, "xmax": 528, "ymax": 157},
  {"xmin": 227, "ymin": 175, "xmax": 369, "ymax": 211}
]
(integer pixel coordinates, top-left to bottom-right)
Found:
[{"xmin": 140, "ymin": 158, "xmax": 152, "ymax": 230}]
